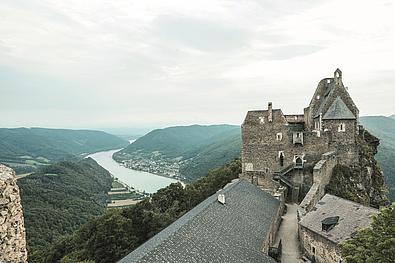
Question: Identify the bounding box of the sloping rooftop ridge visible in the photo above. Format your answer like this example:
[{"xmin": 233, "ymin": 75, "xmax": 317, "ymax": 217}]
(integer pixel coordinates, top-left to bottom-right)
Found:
[
  {"xmin": 119, "ymin": 179, "xmax": 280, "ymax": 263},
  {"xmin": 299, "ymin": 194, "xmax": 378, "ymax": 244}
]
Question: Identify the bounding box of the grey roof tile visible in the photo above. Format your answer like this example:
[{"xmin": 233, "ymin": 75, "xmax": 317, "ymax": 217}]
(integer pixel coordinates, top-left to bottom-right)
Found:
[
  {"xmin": 322, "ymin": 96, "xmax": 356, "ymax": 120},
  {"xmin": 119, "ymin": 180, "xmax": 280, "ymax": 263},
  {"xmin": 299, "ymin": 194, "xmax": 378, "ymax": 244}
]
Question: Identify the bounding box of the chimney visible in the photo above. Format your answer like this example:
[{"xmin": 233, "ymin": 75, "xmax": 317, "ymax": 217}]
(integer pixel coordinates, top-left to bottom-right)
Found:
[
  {"xmin": 268, "ymin": 102, "xmax": 273, "ymax": 122},
  {"xmin": 217, "ymin": 194, "xmax": 225, "ymax": 205}
]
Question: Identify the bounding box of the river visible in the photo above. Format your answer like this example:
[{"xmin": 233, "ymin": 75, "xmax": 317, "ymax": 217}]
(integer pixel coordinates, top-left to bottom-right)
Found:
[{"xmin": 87, "ymin": 149, "xmax": 179, "ymax": 193}]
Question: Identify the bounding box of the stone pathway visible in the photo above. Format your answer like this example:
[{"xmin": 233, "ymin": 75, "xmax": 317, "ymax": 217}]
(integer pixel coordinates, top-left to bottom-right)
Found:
[{"xmin": 274, "ymin": 203, "xmax": 303, "ymax": 263}]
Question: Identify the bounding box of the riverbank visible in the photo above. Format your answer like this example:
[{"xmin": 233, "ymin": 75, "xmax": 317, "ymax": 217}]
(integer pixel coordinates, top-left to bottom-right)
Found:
[{"xmin": 87, "ymin": 149, "xmax": 179, "ymax": 194}]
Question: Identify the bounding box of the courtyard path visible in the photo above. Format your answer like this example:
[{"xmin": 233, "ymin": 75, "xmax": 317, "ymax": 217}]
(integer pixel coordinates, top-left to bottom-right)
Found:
[{"xmin": 274, "ymin": 203, "xmax": 303, "ymax": 263}]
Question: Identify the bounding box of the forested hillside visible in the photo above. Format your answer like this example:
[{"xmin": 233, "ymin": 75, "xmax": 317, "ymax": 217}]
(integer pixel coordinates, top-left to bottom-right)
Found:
[
  {"xmin": 0, "ymin": 128, "xmax": 128, "ymax": 173},
  {"xmin": 17, "ymin": 158, "xmax": 113, "ymax": 260},
  {"xmin": 360, "ymin": 116, "xmax": 395, "ymax": 200},
  {"xmin": 29, "ymin": 159, "xmax": 241, "ymax": 263},
  {"xmin": 114, "ymin": 125, "xmax": 241, "ymax": 181}
]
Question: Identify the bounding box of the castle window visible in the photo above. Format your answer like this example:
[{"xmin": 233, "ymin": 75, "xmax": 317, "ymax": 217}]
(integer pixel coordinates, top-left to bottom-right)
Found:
[
  {"xmin": 245, "ymin": 163, "xmax": 254, "ymax": 172},
  {"xmin": 338, "ymin": 123, "xmax": 346, "ymax": 132},
  {"xmin": 316, "ymin": 95, "xmax": 320, "ymax": 100},
  {"xmin": 259, "ymin": 116, "xmax": 265, "ymax": 124},
  {"xmin": 293, "ymin": 132, "xmax": 304, "ymax": 145},
  {"xmin": 314, "ymin": 120, "xmax": 321, "ymax": 130},
  {"xmin": 278, "ymin": 151, "xmax": 284, "ymax": 167},
  {"xmin": 276, "ymin": 133, "xmax": 283, "ymax": 141}
]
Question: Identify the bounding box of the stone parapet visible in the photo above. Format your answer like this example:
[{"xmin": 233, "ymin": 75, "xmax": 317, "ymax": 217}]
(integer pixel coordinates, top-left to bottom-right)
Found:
[{"xmin": 0, "ymin": 165, "xmax": 28, "ymax": 263}]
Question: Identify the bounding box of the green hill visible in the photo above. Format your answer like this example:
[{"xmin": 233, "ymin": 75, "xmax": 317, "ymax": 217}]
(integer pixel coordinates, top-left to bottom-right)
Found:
[
  {"xmin": 32, "ymin": 159, "xmax": 241, "ymax": 263},
  {"xmin": 17, "ymin": 158, "xmax": 112, "ymax": 259},
  {"xmin": 360, "ymin": 116, "xmax": 395, "ymax": 200},
  {"xmin": 0, "ymin": 128, "xmax": 128, "ymax": 173},
  {"xmin": 118, "ymin": 125, "xmax": 239, "ymax": 158},
  {"xmin": 114, "ymin": 125, "xmax": 241, "ymax": 181}
]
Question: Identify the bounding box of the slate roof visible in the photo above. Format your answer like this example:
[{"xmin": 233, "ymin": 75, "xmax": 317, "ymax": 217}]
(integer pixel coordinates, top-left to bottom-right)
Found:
[
  {"xmin": 322, "ymin": 96, "xmax": 356, "ymax": 120},
  {"xmin": 299, "ymin": 194, "xmax": 378, "ymax": 244},
  {"xmin": 313, "ymin": 80, "xmax": 335, "ymax": 118},
  {"xmin": 119, "ymin": 180, "xmax": 280, "ymax": 263}
]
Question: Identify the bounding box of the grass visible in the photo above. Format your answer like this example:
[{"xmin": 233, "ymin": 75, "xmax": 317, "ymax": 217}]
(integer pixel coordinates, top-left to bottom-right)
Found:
[{"xmin": 111, "ymin": 180, "xmax": 125, "ymax": 188}]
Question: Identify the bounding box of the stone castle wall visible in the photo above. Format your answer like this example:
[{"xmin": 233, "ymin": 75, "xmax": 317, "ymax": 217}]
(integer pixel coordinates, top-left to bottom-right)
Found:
[
  {"xmin": 0, "ymin": 165, "xmax": 27, "ymax": 263},
  {"xmin": 298, "ymin": 151, "xmax": 338, "ymax": 217},
  {"xmin": 298, "ymin": 226, "xmax": 342, "ymax": 263}
]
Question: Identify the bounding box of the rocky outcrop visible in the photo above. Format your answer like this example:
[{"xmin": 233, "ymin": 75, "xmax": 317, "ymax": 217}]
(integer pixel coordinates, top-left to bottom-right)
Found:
[
  {"xmin": 0, "ymin": 165, "xmax": 27, "ymax": 263},
  {"xmin": 326, "ymin": 129, "xmax": 388, "ymax": 208}
]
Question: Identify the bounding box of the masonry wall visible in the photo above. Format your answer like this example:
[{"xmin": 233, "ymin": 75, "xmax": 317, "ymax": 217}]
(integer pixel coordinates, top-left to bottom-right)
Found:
[
  {"xmin": 299, "ymin": 226, "xmax": 342, "ymax": 263},
  {"xmin": 242, "ymin": 112, "xmax": 330, "ymax": 176},
  {"xmin": 0, "ymin": 165, "xmax": 28, "ymax": 263},
  {"xmin": 324, "ymin": 119, "xmax": 359, "ymax": 164},
  {"xmin": 299, "ymin": 152, "xmax": 338, "ymax": 216},
  {"xmin": 263, "ymin": 196, "xmax": 285, "ymax": 253}
]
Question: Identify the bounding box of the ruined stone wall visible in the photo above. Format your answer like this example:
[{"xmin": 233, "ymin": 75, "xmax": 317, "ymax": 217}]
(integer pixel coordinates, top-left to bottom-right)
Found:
[
  {"xmin": 242, "ymin": 112, "xmax": 330, "ymax": 176},
  {"xmin": 299, "ymin": 226, "xmax": 342, "ymax": 263},
  {"xmin": 0, "ymin": 165, "xmax": 27, "ymax": 263},
  {"xmin": 262, "ymin": 195, "xmax": 285, "ymax": 253},
  {"xmin": 242, "ymin": 110, "xmax": 290, "ymax": 174},
  {"xmin": 299, "ymin": 152, "xmax": 338, "ymax": 216},
  {"xmin": 324, "ymin": 119, "xmax": 359, "ymax": 164}
]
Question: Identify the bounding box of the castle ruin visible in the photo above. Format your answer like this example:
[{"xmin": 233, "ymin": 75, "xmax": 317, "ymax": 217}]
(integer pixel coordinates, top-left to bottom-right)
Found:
[{"xmin": 241, "ymin": 69, "xmax": 360, "ymax": 203}]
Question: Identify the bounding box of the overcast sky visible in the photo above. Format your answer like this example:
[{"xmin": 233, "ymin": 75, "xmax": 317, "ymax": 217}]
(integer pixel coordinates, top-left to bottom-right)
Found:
[{"xmin": 1, "ymin": 0, "xmax": 394, "ymax": 130}]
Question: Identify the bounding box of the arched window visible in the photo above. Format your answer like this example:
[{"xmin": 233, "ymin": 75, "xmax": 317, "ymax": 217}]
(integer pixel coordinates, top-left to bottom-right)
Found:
[{"xmin": 295, "ymin": 157, "xmax": 303, "ymax": 168}]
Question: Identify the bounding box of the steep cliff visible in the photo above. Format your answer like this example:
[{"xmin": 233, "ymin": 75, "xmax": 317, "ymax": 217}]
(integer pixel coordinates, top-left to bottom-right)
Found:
[
  {"xmin": 326, "ymin": 129, "xmax": 388, "ymax": 208},
  {"xmin": 0, "ymin": 165, "xmax": 27, "ymax": 263}
]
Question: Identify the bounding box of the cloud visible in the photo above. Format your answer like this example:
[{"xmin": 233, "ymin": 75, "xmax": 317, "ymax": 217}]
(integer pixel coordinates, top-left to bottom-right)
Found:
[
  {"xmin": 262, "ymin": 44, "xmax": 324, "ymax": 60},
  {"xmin": 0, "ymin": 0, "xmax": 394, "ymax": 129},
  {"xmin": 153, "ymin": 16, "xmax": 249, "ymax": 52}
]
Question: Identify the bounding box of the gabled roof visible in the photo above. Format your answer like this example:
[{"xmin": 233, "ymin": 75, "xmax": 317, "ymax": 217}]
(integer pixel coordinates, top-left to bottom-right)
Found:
[
  {"xmin": 119, "ymin": 180, "xmax": 280, "ymax": 263},
  {"xmin": 322, "ymin": 96, "xmax": 356, "ymax": 120},
  {"xmin": 313, "ymin": 80, "xmax": 335, "ymax": 118},
  {"xmin": 299, "ymin": 194, "xmax": 378, "ymax": 244}
]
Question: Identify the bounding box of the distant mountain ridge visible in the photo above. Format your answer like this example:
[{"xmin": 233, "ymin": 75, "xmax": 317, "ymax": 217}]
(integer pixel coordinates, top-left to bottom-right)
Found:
[{"xmin": 0, "ymin": 127, "xmax": 128, "ymax": 173}]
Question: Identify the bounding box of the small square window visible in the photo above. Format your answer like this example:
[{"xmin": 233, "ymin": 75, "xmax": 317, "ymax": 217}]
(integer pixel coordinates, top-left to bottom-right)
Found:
[
  {"xmin": 338, "ymin": 123, "xmax": 346, "ymax": 132},
  {"xmin": 276, "ymin": 133, "xmax": 283, "ymax": 141}
]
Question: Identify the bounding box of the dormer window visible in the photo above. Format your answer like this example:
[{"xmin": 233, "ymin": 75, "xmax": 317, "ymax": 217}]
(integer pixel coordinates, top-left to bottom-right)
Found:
[
  {"xmin": 276, "ymin": 133, "xmax": 283, "ymax": 141},
  {"xmin": 338, "ymin": 123, "xmax": 346, "ymax": 132}
]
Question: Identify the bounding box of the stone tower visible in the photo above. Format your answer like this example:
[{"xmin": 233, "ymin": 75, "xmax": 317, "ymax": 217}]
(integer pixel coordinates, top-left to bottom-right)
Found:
[
  {"xmin": 241, "ymin": 69, "xmax": 360, "ymax": 201},
  {"xmin": 0, "ymin": 165, "xmax": 28, "ymax": 263}
]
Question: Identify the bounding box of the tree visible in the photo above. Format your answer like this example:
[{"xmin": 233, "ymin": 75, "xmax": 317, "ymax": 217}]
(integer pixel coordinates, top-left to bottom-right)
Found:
[{"xmin": 341, "ymin": 203, "xmax": 395, "ymax": 263}]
